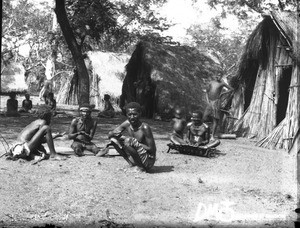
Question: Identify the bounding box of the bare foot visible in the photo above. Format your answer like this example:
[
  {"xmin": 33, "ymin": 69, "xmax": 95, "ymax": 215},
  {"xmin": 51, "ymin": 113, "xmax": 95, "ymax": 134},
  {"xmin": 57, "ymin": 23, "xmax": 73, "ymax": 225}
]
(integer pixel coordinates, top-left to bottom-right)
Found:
[
  {"xmin": 50, "ymin": 154, "xmax": 67, "ymax": 160},
  {"xmin": 110, "ymin": 138, "xmax": 123, "ymax": 149},
  {"xmin": 95, "ymin": 147, "xmax": 109, "ymax": 157},
  {"xmin": 130, "ymin": 166, "xmax": 146, "ymax": 173},
  {"xmin": 53, "ymin": 132, "xmax": 66, "ymax": 139}
]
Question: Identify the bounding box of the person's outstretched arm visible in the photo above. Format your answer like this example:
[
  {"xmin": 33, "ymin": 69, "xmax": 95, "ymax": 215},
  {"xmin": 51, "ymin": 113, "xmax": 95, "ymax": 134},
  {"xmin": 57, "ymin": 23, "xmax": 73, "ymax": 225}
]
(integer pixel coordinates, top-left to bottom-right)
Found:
[{"xmin": 108, "ymin": 121, "xmax": 128, "ymax": 139}]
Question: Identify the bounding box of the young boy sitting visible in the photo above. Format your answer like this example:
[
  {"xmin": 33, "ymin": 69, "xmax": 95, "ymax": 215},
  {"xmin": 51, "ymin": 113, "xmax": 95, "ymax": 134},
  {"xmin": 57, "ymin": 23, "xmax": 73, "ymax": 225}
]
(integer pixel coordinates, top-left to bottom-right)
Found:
[
  {"xmin": 170, "ymin": 107, "xmax": 187, "ymax": 145},
  {"xmin": 19, "ymin": 93, "xmax": 33, "ymax": 113},
  {"xmin": 186, "ymin": 110, "xmax": 210, "ymax": 147}
]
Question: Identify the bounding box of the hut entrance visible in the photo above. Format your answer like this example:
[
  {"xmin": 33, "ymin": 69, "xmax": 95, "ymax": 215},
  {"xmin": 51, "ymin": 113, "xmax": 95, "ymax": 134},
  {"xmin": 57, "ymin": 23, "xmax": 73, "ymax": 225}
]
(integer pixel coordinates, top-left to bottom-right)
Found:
[
  {"xmin": 276, "ymin": 66, "xmax": 292, "ymax": 125},
  {"xmin": 244, "ymin": 61, "xmax": 259, "ymax": 111}
]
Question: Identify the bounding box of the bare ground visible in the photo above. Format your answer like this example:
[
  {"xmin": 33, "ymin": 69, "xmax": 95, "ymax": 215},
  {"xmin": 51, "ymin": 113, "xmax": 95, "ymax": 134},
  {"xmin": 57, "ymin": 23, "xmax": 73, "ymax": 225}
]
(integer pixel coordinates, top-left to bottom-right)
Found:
[{"xmin": 0, "ymin": 111, "xmax": 297, "ymax": 228}]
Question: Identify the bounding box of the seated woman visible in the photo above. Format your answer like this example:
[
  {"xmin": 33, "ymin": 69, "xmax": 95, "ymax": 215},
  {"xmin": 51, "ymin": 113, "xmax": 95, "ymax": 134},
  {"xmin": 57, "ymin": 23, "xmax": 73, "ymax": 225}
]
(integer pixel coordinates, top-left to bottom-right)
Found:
[
  {"xmin": 6, "ymin": 92, "xmax": 20, "ymax": 117},
  {"xmin": 98, "ymin": 94, "xmax": 115, "ymax": 118}
]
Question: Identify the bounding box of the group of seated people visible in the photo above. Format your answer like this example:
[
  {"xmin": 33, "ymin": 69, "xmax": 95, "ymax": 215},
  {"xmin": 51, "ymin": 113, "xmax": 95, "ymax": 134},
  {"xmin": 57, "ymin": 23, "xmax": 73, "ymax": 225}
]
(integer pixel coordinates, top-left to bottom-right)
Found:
[
  {"xmin": 6, "ymin": 102, "xmax": 156, "ymax": 173},
  {"xmin": 170, "ymin": 107, "xmax": 215, "ymax": 147},
  {"xmin": 6, "ymin": 91, "xmax": 117, "ymax": 119},
  {"xmin": 5, "ymin": 92, "xmax": 56, "ymax": 117}
]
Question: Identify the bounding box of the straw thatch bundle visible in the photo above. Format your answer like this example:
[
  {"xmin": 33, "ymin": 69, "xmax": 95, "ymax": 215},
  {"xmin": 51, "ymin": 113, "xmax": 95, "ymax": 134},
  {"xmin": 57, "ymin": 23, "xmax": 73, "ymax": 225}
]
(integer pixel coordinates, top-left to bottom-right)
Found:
[
  {"xmin": 289, "ymin": 128, "xmax": 299, "ymax": 155},
  {"xmin": 228, "ymin": 11, "xmax": 299, "ymax": 150},
  {"xmin": 121, "ymin": 41, "xmax": 222, "ymax": 118},
  {"xmin": 57, "ymin": 51, "xmax": 130, "ymax": 109}
]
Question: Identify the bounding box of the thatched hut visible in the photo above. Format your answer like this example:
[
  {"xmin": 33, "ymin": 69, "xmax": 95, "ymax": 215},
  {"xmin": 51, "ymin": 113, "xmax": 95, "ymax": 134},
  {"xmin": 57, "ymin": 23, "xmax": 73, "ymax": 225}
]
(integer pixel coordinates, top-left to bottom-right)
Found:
[
  {"xmin": 120, "ymin": 41, "xmax": 222, "ymax": 118},
  {"xmin": 57, "ymin": 51, "xmax": 130, "ymax": 110},
  {"xmin": 228, "ymin": 11, "xmax": 299, "ymax": 150}
]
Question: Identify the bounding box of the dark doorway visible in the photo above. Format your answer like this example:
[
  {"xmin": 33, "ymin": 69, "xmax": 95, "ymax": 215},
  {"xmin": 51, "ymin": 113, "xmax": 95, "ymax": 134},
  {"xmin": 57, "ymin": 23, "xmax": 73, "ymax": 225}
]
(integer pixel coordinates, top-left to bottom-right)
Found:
[
  {"xmin": 244, "ymin": 60, "xmax": 259, "ymax": 111},
  {"xmin": 276, "ymin": 66, "xmax": 292, "ymax": 125}
]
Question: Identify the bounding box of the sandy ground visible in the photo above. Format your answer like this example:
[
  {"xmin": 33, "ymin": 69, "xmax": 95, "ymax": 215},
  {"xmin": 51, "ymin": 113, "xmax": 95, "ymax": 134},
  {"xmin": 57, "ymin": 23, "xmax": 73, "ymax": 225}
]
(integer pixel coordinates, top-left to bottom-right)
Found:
[{"xmin": 0, "ymin": 108, "xmax": 298, "ymax": 228}]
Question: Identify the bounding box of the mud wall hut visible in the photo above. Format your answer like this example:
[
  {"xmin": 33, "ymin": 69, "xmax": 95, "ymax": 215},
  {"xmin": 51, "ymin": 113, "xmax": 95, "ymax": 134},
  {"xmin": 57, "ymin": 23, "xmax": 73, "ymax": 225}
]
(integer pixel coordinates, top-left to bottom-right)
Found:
[
  {"xmin": 120, "ymin": 41, "xmax": 222, "ymax": 118},
  {"xmin": 57, "ymin": 51, "xmax": 130, "ymax": 110},
  {"xmin": 228, "ymin": 11, "xmax": 299, "ymax": 150}
]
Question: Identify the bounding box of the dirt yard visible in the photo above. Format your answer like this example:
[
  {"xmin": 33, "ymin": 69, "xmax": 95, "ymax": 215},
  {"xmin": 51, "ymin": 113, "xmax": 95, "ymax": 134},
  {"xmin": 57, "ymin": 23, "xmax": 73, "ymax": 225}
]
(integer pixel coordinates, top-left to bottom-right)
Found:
[{"xmin": 0, "ymin": 109, "xmax": 298, "ymax": 228}]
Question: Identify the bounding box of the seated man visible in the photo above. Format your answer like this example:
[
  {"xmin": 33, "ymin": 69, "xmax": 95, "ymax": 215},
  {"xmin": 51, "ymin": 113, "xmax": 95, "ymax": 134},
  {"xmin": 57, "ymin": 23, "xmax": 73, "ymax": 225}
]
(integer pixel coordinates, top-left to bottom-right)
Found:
[
  {"xmin": 7, "ymin": 106, "xmax": 66, "ymax": 161},
  {"xmin": 68, "ymin": 103, "xmax": 101, "ymax": 156},
  {"xmin": 19, "ymin": 93, "xmax": 33, "ymax": 113},
  {"xmin": 6, "ymin": 92, "xmax": 20, "ymax": 117},
  {"xmin": 170, "ymin": 107, "xmax": 187, "ymax": 145},
  {"xmin": 107, "ymin": 102, "xmax": 156, "ymax": 172},
  {"xmin": 186, "ymin": 110, "xmax": 210, "ymax": 147},
  {"xmin": 98, "ymin": 94, "xmax": 115, "ymax": 118}
]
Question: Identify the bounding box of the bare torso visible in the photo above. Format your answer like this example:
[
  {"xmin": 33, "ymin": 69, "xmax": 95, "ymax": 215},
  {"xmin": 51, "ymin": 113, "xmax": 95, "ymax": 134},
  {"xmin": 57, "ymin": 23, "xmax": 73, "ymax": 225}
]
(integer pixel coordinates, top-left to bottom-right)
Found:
[
  {"xmin": 126, "ymin": 122, "xmax": 147, "ymax": 144},
  {"xmin": 171, "ymin": 118, "xmax": 186, "ymax": 137},
  {"xmin": 207, "ymin": 80, "xmax": 227, "ymax": 101},
  {"xmin": 72, "ymin": 117, "xmax": 95, "ymax": 142},
  {"xmin": 188, "ymin": 123, "xmax": 208, "ymax": 144}
]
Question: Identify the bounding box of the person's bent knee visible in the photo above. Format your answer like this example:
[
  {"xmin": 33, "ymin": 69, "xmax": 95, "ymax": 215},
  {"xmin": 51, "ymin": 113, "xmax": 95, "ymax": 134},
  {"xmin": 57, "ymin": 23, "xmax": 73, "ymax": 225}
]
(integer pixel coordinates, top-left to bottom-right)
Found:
[
  {"xmin": 124, "ymin": 137, "xmax": 131, "ymax": 146},
  {"xmin": 40, "ymin": 125, "xmax": 50, "ymax": 132}
]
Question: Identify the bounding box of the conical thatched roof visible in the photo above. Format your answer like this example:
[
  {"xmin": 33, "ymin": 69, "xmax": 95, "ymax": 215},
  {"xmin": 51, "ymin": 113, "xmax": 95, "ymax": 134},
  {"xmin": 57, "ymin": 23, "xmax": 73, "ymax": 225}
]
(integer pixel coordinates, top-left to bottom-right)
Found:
[{"xmin": 121, "ymin": 41, "xmax": 222, "ymax": 118}]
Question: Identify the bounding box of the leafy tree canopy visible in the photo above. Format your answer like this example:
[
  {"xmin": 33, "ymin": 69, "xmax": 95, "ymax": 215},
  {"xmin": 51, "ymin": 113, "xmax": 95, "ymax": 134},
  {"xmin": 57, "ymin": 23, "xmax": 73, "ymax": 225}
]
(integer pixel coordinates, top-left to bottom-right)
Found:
[
  {"xmin": 206, "ymin": 0, "xmax": 298, "ymax": 19},
  {"xmin": 65, "ymin": 0, "xmax": 172, "ymax": 52}
]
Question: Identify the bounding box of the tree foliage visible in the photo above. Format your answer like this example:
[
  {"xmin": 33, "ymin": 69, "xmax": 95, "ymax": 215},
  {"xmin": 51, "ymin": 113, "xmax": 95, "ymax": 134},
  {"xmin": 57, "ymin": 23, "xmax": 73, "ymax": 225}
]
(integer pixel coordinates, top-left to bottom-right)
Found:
[
  {"xmin": 206, "ymin": 0, "xmax": 298, "ymax": 18},
  {"xmin": 64, "ymin": 0, "xmax": 171, "ymax": 52}
]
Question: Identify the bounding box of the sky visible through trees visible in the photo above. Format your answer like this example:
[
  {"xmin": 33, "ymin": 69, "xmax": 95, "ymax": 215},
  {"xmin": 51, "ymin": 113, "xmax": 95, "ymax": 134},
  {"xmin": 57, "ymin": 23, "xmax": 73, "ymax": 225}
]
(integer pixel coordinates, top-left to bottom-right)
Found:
[{"xmin": 2, "ymin": 0, "xmax": 294, "ymax": 99}]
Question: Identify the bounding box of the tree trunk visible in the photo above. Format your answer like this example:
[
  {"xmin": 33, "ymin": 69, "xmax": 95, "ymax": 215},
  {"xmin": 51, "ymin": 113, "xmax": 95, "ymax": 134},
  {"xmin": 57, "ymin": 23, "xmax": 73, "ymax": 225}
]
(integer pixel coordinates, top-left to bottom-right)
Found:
[{"xmin": 54, "ymin": 0, "xmax": 89, "ymax": 105}]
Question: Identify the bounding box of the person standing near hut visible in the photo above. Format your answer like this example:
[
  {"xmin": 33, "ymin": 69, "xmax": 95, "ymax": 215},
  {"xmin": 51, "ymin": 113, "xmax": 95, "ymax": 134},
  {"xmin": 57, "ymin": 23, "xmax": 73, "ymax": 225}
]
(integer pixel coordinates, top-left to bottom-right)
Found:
[
  {"xmin": 106, "ymin": 102, "xmax": 156, "ymax": 172},
  {"xmin": 45, "ymin": 92, "xmax": 57, "ymax": 116},
  {"xmin": 39, "ymin": 79, "xmax": 53, "ymax": 103},
  {"xmin": 203, "ymin": 74, "xmax": 233, "ymax": 140},
  {"xmin": 68, "ymin": 104, "xmax": 102, "ymax": 156}
]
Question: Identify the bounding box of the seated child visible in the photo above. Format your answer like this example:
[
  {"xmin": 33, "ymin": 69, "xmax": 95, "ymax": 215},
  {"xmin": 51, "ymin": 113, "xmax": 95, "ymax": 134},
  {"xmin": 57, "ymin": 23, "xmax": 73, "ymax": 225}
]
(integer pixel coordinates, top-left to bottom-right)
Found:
[
  {"xmin": 6, "ymin": 92, "xmax": 20, "ymax": 117},
  {"xmin": 170, "ymin": 107, "xmax": 187, "ymax": 145},
  {"xmin": 19, "ymin": 93, "xmax": 33, "ymax": 113},
  {"xmin": 186, "ymin": 110, "xmax": 210, "ymax": 146},
  {"xmin": 98, "ymin": 94, "xmax": 115, "ymax": 118}
]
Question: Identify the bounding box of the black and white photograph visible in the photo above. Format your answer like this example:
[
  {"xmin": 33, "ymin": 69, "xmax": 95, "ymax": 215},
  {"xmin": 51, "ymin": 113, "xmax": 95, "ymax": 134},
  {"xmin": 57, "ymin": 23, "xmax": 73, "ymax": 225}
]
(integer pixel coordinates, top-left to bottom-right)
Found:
[{"xmin": 0, "ymin": 0, "xmax": 299, "ymax": 227}]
